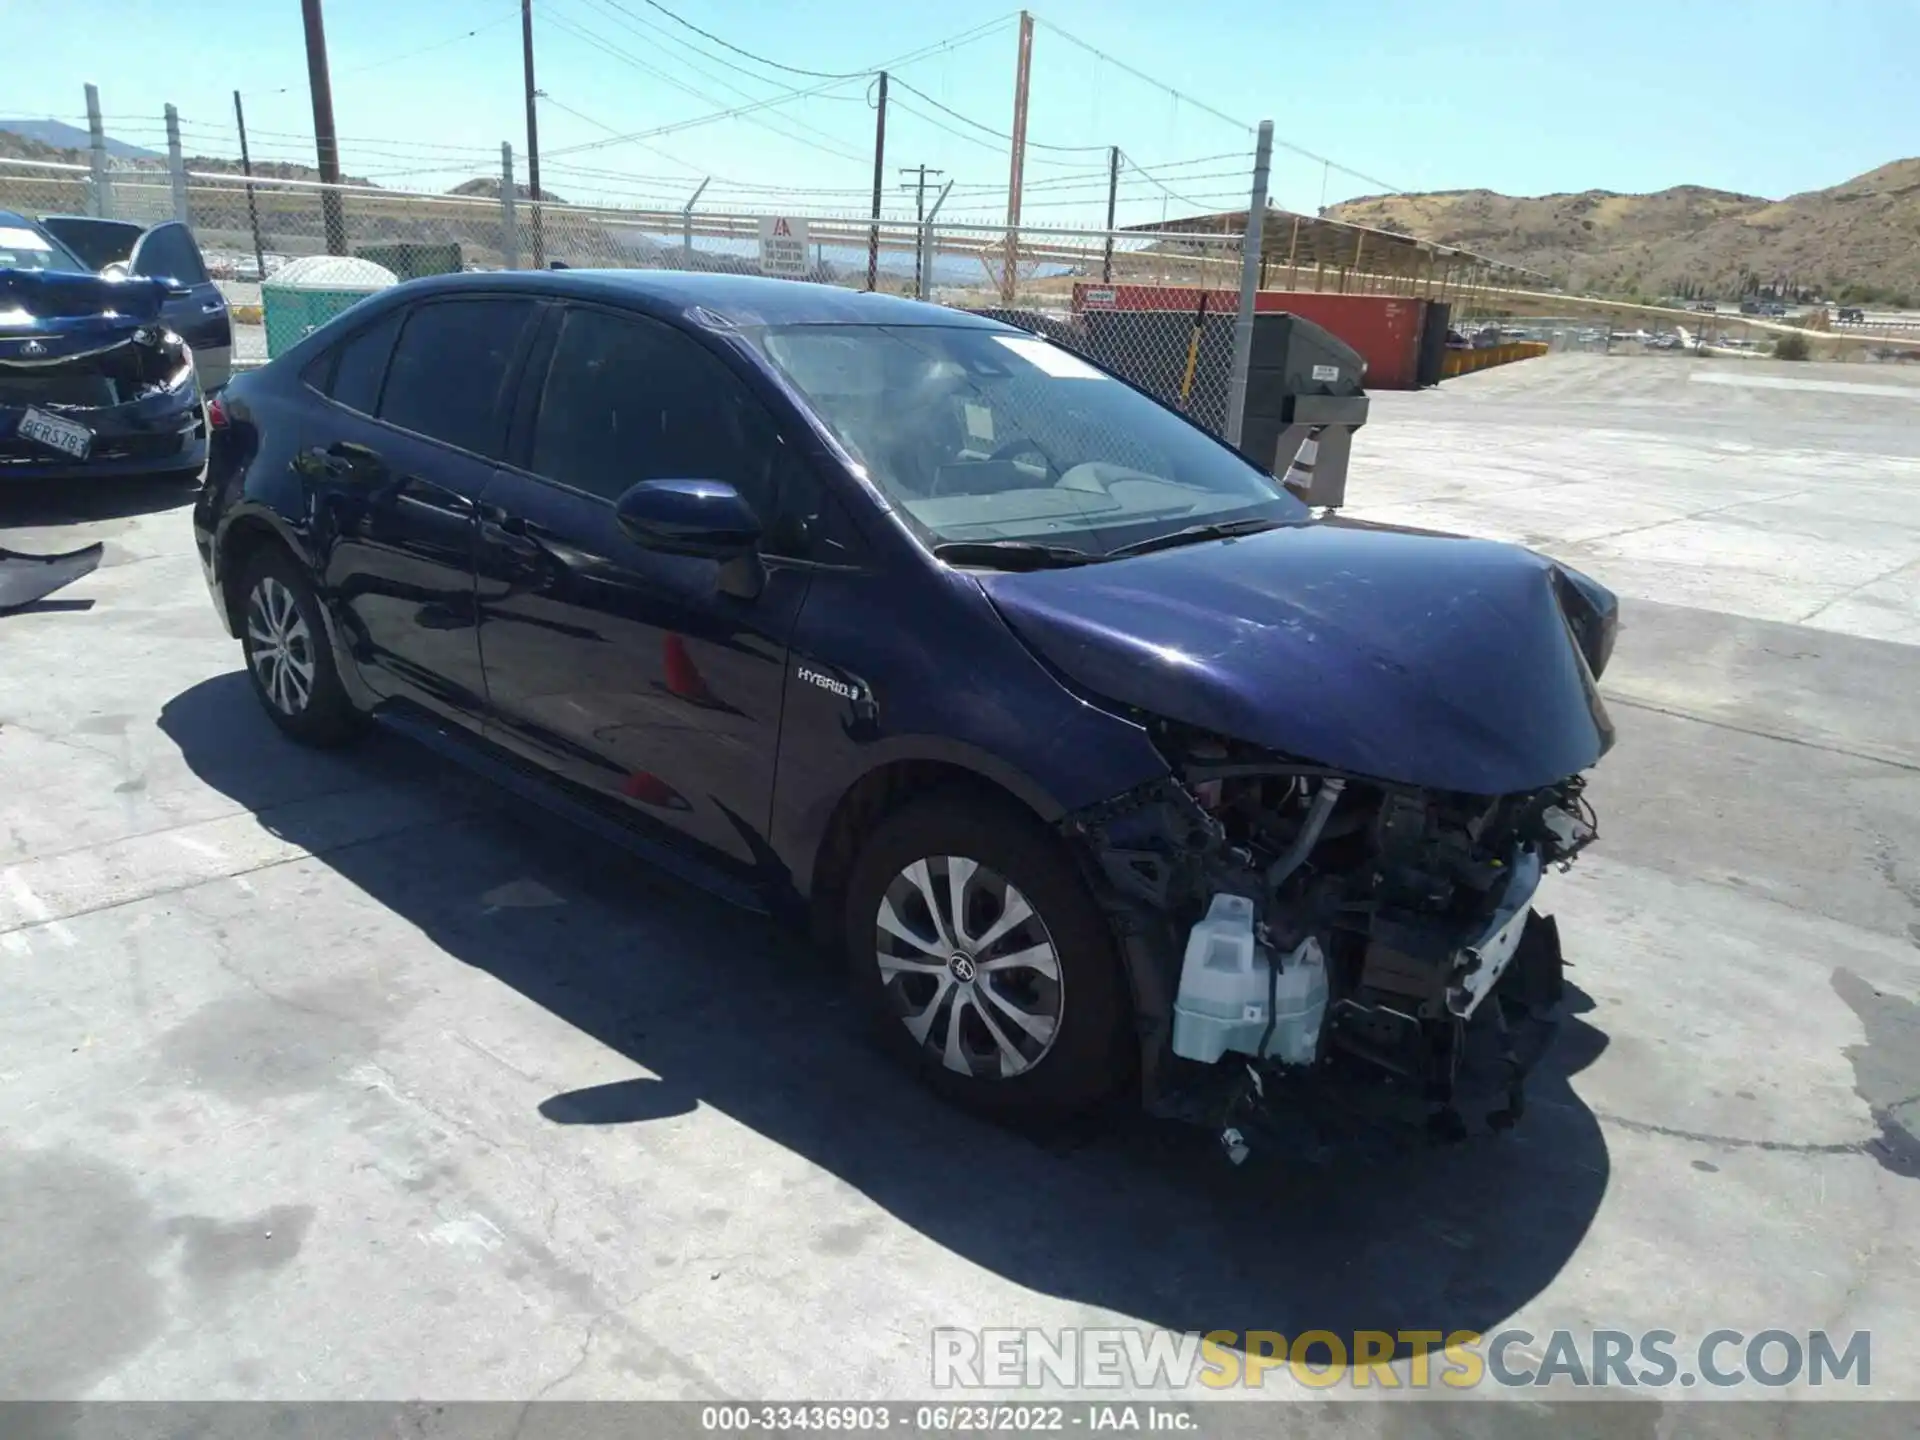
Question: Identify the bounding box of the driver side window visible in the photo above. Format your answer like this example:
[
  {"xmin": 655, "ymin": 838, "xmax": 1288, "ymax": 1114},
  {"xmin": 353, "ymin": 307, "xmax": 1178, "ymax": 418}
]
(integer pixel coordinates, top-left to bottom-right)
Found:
[{"xmin": 530, "ymin": 307, "xmax": 780, "ymax": 521}]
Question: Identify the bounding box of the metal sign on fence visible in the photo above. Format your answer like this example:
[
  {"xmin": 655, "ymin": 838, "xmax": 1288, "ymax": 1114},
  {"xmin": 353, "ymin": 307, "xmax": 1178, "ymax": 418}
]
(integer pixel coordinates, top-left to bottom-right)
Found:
[{"xmin": 758, "ymin": 215, "xmax": 809, "ymax": 278}]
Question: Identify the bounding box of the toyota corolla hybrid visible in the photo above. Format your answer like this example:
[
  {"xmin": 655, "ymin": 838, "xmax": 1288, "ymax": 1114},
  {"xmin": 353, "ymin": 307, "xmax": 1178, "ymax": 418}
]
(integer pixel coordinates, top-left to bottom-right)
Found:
[{"xmin": 193, "ymin": 270, "xmax": 1615, "ymax": 1147}]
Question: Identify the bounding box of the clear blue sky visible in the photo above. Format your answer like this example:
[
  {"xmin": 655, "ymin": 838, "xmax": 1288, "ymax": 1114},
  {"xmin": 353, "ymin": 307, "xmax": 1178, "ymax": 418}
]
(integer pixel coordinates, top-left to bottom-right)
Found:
[{"xmin": 7, "ymin": 0, "xmax": 1916, "ymax": 227}]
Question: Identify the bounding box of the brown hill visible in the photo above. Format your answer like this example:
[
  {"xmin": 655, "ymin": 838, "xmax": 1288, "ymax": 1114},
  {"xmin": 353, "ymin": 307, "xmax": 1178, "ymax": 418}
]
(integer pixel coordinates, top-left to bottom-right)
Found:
[
  {"xmin": 447, "ymin": 176, "xmax": 567, "ymax": 205},
  {"xmin": 1326, "ymin": 160, "xmax": 1920, "ymax": 304},
  {"xmin": 0, "ymin": 129, "xmax": 375, "ymax": 188}
]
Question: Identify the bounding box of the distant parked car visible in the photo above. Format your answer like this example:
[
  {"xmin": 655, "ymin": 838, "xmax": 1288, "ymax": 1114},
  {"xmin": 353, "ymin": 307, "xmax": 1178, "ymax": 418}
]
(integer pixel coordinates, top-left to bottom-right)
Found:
[
  {"xmin": 33, "ymin": 214, "xmax": 232, "ymax": 391},
  {"xmin": 1837, "ymin": 306, "xmax": 1865, "ymax": 323}
]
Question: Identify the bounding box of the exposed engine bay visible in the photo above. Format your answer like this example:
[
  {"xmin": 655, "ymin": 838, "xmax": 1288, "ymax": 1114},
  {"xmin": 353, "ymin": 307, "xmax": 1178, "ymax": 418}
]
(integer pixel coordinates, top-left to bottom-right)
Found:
[{"xmin": 1065, "ymin": 720, "xmax": 1599, "ymax": 1151}]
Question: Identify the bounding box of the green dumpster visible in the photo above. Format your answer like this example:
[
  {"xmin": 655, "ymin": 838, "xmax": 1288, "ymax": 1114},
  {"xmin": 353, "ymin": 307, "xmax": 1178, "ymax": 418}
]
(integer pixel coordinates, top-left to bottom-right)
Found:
[{"xmin": 261, "ymin": 255, "xmax": 399, "ymax": 359}]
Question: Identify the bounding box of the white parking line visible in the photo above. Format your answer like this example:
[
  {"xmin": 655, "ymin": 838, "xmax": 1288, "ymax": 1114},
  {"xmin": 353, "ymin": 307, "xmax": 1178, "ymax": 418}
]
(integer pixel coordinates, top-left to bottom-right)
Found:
[
  {"xmin": 2, "ymin": 869, "xmax": 77, "ymax": 948},
  {"xmin": 1689, "ymin": 371, "xmax": 1920, "ymax": 400}
]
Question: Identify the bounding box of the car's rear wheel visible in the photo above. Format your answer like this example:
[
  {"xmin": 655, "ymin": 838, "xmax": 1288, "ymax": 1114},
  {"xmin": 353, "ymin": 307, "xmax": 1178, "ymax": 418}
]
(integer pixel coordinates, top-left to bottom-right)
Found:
[
  {"xmin": 844, "ymin": 792, "xmax": 1132, "ymax": 1120},
  {"xmin": 238, "ymin": 547, "xmax": 361, "ymax": 748}
]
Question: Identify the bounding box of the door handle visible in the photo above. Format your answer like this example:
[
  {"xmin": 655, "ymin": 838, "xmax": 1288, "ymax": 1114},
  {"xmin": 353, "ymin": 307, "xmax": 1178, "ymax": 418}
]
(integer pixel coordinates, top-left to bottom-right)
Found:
[{"xmin": 200, "ymin": 301, "xmax": 225, "ymax": 313}]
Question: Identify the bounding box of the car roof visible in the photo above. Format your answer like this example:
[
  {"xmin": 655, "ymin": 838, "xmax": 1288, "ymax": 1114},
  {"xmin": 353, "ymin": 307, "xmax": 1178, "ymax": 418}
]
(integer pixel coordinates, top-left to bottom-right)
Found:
[{"xmin": 383, "ymin": 268, "xmax": 1019, "ymax": 331}]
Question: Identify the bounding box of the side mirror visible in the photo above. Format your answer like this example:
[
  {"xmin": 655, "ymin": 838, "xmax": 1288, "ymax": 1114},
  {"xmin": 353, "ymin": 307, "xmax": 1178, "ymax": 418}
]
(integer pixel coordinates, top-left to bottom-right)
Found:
[{"xmin": 614, "ymin": 479, "xmax": 761, "ymax": 560}]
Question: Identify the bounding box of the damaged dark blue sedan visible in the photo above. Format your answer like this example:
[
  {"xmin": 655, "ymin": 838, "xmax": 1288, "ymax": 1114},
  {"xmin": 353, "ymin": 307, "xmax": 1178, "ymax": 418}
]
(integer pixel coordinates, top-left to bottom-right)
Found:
[
  {"xmin": 192, "ymin": 270, "xmax": 1615, "ymax": 1150},
  {"xmin": 1, "ymin": 210, "xmax": 208, "ymax": 485}
]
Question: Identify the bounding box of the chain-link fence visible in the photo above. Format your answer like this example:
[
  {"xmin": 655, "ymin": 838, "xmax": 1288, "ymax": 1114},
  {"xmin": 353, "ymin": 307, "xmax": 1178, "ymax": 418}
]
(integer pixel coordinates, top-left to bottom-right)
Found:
[{"xmin": 2, "ymin": 150, "xmax": 1258, "ymax": 437}]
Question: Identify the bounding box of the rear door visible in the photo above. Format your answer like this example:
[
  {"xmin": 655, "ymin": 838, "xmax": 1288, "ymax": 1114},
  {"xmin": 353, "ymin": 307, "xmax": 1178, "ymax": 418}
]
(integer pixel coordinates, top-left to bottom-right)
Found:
[
  {"xmin": 129, "ymin": 221, "xmax": 232, "ymax": 390},
  {"xmin": 310, "ymin": 295, "xmax": 542, "ymax": 725}
]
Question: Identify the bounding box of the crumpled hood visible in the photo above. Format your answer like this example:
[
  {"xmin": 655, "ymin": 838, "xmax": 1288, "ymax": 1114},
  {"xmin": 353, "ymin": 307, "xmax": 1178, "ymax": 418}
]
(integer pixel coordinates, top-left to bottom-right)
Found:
[
  {"xmin": 0, "ymin": 268, "xmax": 168, "ymax": 361},
  {"xmin": 977, "ymin": 518, "xmax": 1618, "ymax": 796}
]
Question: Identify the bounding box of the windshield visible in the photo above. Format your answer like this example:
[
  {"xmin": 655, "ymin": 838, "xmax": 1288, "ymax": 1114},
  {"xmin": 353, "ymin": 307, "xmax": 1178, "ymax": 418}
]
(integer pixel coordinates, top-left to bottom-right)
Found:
[
  {"xmin": 747, "ymin": 323, "xmax": 1307, "ymax": 553},
  {"xmin": 0, "ymin": 220, "xmax": 87, "ymax": 273}
]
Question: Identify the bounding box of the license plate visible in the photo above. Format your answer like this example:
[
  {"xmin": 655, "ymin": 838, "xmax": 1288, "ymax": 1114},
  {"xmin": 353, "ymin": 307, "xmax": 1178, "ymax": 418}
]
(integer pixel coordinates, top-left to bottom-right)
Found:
[{"xmin": 16, "ymin": 407, "xmax": 93, "ymax": 460}]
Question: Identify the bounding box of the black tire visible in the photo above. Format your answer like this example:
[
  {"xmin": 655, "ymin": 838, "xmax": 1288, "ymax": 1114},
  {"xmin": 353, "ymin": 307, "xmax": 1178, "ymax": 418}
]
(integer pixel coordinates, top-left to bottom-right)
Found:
[
  {"xmin": 236, "ymin": 544, "xmax": 363, "ymax": 748},
  {"xmin": 844, "ymin": 790, "xmax": 1133, "ymax": 1120}
]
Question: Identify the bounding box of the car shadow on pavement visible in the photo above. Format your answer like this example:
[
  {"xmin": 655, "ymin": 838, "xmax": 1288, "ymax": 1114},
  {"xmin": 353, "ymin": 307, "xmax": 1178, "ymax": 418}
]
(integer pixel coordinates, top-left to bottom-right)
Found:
[
  {"xmin": 159, "ymin": 671, "xmax": 1611, "ymax": 1352},
  {"xmin": 0, "ymin": 474, "xmax": 201, "ymax": 528}
]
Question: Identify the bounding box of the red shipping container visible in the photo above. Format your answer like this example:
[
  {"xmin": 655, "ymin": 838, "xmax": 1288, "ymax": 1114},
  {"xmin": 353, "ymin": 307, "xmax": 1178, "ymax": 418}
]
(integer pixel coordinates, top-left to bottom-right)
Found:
[{"xmin": 1074, "ymin": 284, "xmax": 1431, "ymax": 390}]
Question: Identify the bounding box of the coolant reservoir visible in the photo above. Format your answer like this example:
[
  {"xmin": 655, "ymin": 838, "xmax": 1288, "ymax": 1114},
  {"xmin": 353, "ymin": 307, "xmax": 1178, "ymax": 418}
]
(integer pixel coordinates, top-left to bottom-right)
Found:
[{"xmin": 1170, "ymin": 894, "xmax": 1326, "ymax": 1067}]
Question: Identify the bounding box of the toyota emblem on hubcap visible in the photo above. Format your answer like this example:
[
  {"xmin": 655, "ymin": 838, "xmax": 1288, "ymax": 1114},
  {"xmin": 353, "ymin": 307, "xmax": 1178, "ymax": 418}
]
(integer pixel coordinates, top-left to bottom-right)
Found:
[{"xmin": 948, "ymin": 953, "xmax": 977, "ymax": 983}]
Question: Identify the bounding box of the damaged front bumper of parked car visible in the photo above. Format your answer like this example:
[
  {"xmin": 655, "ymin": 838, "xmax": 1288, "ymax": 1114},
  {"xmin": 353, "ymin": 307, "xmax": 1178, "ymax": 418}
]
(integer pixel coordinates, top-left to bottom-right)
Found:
[
  {"xmin": 1, "ymin": 268, "xmax": 207, "ymax": 482},
  {"xmin": 981, "ymin": 525, "xmax": 1621, "ymax": 1152},
  {"xmin": 1065, "ymin": 741, "xmax": 1598, "ymax": 1150}
]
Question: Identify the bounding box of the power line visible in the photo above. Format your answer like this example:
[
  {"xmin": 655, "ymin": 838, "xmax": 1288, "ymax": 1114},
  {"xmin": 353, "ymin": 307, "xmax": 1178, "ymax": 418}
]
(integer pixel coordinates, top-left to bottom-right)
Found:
[
  {"xmin": 1033, "ymin": 16, "xmax": 1403, "ymax": 195},
  {"xmin": 559, "ymin": 0, "xmax": 871, "ymax": 159},
  {"xmin": 543, "ymin": 8, "xmax": 870, "ymax": 164},
  {"xmin": 887, "ymin": 76, "xmax": 1109, "ymax": 154},
  {"xmin": 580, "ymin": 0, "xmax": 869, "ymax": 99},
  {"xmin": 1120, "ymin": 151, "xmax": 1216, "ymax": 212},
  {"xmin": 604, "ymin": 0, "xmax": 866, "ymax": 79},
  {"xmin": 1029, "ymin": 17, "xmax": 1252, "ymax": 134},
  {"xmin": 340, "ymin": 9, "xmax": 521, "ymax": 78},
  {"xmin": 537, "ymin": 92, "xmax": 715, "ymax": 177},
  {"xmin": 231, "ymin": 8, "xmax": 523, "ymax": 98},
  {"xmin": 543, "ymin": 15, "xmax": 1014, "ymax": 160},
  {"xmin": 544, "ymin": 53, "xmax": 865, "ymax": 157}
]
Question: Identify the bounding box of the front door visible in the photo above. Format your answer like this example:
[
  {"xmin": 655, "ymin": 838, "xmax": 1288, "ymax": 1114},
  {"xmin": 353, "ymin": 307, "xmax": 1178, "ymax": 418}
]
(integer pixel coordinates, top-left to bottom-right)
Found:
[
  {"xmin": 474, "ymin": 304, "xmax": 810, "ymax": 871},
  {"xmin": 315, "ymin": 295, "xmax": 541, "ymax": 724}
]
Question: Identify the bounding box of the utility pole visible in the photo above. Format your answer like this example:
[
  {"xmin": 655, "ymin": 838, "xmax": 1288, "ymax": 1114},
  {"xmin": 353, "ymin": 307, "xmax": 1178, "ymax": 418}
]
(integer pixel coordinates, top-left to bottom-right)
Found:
[
  {"xmin": 899, "ymin": 163, "xmax": 943, "ymax": 297},
  {"xmin": 164, "ymin": 104, "xmax": 188, "ymax": 224},
  {"xmin": 299, "ymin": 0, "xmax": 347, "ymax": 255},
  {"xmin": 233, "ymin": 91, "xmax": 267, "ymax": 284},
  {"xmin": 522, "ymin": 0, "xmax": 545, "ymax": 268},
  {"xmin": 1001, "ymin": 10, "xmax": 1034, "ymax": 303},
  {"xmin": 866, "ymin": 71, "xmax": 889, "ymax": 291},
  {"xmin": 1224, "ymin": 119, "xmax": 1273, "ymax": 451},
  {"xmin": 1101, "ymin": 145, "xmax": 1119, "ymax": 283},
  {"xmin": 84, "ymin": 84, "xmax": 110, "ymax": 218}
]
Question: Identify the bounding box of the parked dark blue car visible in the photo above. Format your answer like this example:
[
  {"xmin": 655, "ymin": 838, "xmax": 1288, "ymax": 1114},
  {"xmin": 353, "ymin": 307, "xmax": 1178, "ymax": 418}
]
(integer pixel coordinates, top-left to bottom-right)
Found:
[
  {"xmin": 1, "ymin": 210, "xmax": 210, "ymax": 483},
  {"xmin": 193, "ymin": 270, "xmax": 1615, "ymax": 1137}
]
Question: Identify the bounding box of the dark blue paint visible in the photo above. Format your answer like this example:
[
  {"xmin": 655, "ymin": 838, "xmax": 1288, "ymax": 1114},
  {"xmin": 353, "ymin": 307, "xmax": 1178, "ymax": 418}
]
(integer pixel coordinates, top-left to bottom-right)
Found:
[
  {"xmin": 977, "ymin": 518, "xmax": 1615, "ymax": 795},
  {"xmin": 614, "ymin": 478, "xmax": 762, "ymax": 557},
  {"xmin": 1, "ymin": 259, "xmax": 206, "ymax": 482},
  {"xmin": 11, "ymin": 212, "xmax": 232, "ymax": 379},
  {"xmin": 195, "ymin": 267, "xmax": 1616, "ymax": 918}
]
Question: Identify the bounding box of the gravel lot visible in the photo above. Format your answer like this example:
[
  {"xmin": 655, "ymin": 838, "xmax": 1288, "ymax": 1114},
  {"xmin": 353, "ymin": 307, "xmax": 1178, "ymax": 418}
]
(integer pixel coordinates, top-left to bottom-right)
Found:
[{"xmin": 1, "ymin": 353, "xmax": 1916, "ymax": 1418}]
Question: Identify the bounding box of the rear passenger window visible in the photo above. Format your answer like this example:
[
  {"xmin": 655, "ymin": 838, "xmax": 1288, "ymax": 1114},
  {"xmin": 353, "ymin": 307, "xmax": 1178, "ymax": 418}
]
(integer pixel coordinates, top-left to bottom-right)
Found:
[
  {"xmin": 323, "ymin": 310, "xmax": 404, "ymax": 415},
  {"xmin": 379, "ymin": 299, "xmax": 537, "ymax": 457}
]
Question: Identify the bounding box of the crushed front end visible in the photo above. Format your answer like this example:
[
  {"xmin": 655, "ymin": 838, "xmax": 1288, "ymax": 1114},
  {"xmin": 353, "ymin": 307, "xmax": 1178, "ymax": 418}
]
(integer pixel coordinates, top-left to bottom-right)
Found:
[
  {"xmin": 1, "ymin": 269, "xmax": 206, "ymax": 482},
  {"xmin": 1065, "ymin": 724, "xmax": 1599, "ymax": 1152}
]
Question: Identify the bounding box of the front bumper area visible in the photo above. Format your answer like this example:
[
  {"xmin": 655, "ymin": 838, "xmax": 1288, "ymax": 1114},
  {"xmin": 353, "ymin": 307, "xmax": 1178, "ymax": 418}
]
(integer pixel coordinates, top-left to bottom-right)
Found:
[
  {"xmin": 1155, "ymin": 909, "xmax": 1568, "ymax": 1156},
  {"xmin": 0, "ymin": 390, "xmax": 207, "ymax": 482}
]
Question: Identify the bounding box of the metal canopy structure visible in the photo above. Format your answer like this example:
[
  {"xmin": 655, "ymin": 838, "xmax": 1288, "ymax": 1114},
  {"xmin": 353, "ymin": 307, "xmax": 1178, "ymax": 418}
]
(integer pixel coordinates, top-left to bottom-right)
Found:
[{"xmin": 1125, "ymin": 205, "xmax": 1549, "ymax": 304}]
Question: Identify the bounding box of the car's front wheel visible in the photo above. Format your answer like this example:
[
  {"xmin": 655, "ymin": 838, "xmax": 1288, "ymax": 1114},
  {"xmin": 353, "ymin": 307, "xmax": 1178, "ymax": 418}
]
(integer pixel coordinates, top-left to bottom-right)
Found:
[
  {"xmin": 237, "ymin": 546, "xmax": 362, "ymax": 748},
  {"xmin": 844, "ymin": 792, "xmax": 1132, "ymax": 1120}
]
